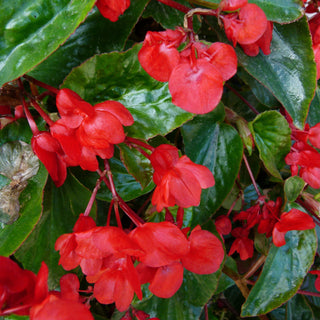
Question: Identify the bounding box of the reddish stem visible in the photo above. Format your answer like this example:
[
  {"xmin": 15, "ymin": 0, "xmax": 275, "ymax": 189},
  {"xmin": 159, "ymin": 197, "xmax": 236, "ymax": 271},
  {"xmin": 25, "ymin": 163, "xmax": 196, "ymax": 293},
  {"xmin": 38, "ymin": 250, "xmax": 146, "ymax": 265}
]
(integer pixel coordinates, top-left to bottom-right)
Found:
[
  {"xmin": 298, "ymin": 290, "xmax": 320, "ymax": 297},
  {"xmin": 0, "ymin": 304, "xmax": 32, "ymax": 316},
  {"xmin": 225, "ymin": 83, "xmax": 259, "ymax": 115},
  {"xmin": 165, "ymin": 208, "xmax": 175, "ymax": 224},
  {"xmin": 84, "ymin": 172, "xmax": 106, "ymax": 217},
  {"xmin": 18, "ymin": 79, "xmax": 39, "ymax": 135},
  {"xmin": 106, "ymin": 199, "xmax": 115, "ymax": 227},
  {"xmin": 243, "ymin": 153, "xmax": 261, "ymax": 197},
  {"xmin": 176, "ymin": 207, "xmax": 184, "ymax": 229},
  {"xmin": 30, "ymin": 97, "xmax": 55, "ymax": 126},
  {"xmin": 23, "ymin": 75, "xmax": 59, "ymax": 95},
  {"xmin": 156, "ymin": 0, "xmax": 190, "ymax": 13},
  {"xmin": 125, "ymin": 136, "xmax": 155, "ymax": 152}
]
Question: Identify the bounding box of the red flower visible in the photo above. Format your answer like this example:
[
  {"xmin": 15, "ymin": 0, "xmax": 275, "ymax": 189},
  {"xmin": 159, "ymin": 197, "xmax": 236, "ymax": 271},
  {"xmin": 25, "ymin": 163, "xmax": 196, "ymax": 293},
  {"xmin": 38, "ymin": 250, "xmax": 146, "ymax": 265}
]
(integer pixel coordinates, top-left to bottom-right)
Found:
[
  {"xmin": 0, "ymin": 257, "xmax": 36, "ymax": 316},
  {"xmin": 150, "ymin": 144, "xmax": 215, "ymax": 211},
  {"xmin": 223, "ymin": 4, "xmax": 268, "ymax": 48},
  {"xmin": 96, "ymin": 0, "xmax": 130, "ymax": 22},
  {"xmin": 138, "ymin": 28, "xmax": 186, "ymax": 82},
  {"xmin": 219, "ymin": 0, "xmax": 248, "ymax": 11},
  {"xmin": 52, "ymin": 89, "xmax": 134, "ymax": 171},
  {"xmin": 31, "ymin": 131, "xmax": 67, "ymax": 187},
  {"xmin": 272, "ymin": 208, "xmax": 315, "ymax": 247},
  {"xmin": 240, "ymin": 21, "xmax": 273, "ymax": 57},
  {"xmin": 215, "ymin": 215, "xmax": 232, "ymax": 236},
  {"xmin": 229, "ymin": 227, "xmax": 254, "ymax": 260}
]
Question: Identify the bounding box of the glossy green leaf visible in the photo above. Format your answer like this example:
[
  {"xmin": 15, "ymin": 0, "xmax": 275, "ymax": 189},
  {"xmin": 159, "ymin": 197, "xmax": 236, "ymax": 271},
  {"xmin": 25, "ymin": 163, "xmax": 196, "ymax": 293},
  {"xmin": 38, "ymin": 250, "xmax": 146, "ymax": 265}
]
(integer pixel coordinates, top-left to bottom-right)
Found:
[
  {"xmin": 238, "ymin": 18, "xmax": 316, "ymax": 129},
  {"xmin": 0, "ymin": 316, "xmax": 29, "ymax": 320},
  {"xmin": 284, "ymin": 176, "xmax": 305, "ymax": 202},
  {"xmin": 188, "ymin": 0, "xmax": 303, "ymax": 23},
  {"xmin": 29, "ymin": 0, "xmax": 149, "ymax": 87},
  {"xmin": 72, "ymin": 156, "xmax": 155, "ymax": 202},
  {"xmin": 286, "ymin": 295, "xmax": 316, "ymax": 320},
  {"xmin": 133, "ymin": 269, "xmax": 222, "ymax": 320},
  {"xmin": 307, "ymin": 87, "xmax": 320, "ymax": 127},
  {"xmin": 15, "ymin": 172, "xmax": 96, "ymax": 289},
  {"xmin": 0, "ymin": 0, "xmax": 96, "ymax": 87},
  {"xmin": 143, "ymin": 0, "xmax": 200, "ymax": 31},
  {"xmin": 182, "ymin": 109, "xmax": 243, "ymax": 226},
  {"xmin": 249, "ymin": 111, "xmax": 291, "ymax": 180},
  {"xmin": 237, "ymin": 67, "xmax": 280, "ymax": 108},
  {"xmin": 241, "ymin": 229, "xmax": 317, "ymax": 317},
  {"xmin": 119, "ymin": 143, "xmax": 153, "ymax": 189},
  {"xmin": 62, "ymin": 44, "xmax": 194, "ymax": 140}
]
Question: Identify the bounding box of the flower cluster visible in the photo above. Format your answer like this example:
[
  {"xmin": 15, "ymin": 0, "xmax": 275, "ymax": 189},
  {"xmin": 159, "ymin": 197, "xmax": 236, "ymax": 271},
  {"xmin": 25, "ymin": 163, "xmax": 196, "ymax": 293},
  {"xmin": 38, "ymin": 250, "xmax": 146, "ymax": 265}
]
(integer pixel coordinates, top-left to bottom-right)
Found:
[
  {"xmin": 0, "ymin": 257, "xmax": 93, "ymax": 320},
  {"xmin": 226, "ymin": 196, "xmax": 315, "ymax": 260},
  {"xmin": 284, "ymin": 112, "xmax": 320, "ymax": 189},
  {"xmin": 138, "ymin": 28, "xmax": 237, "ymax": 114},
  {"xmin": 55, "ymin": 215, "xmax": 224, "ymax": 311},
  {"xmin": 29, "ymin": 89, "xmax": 134, "ymax": 187}
]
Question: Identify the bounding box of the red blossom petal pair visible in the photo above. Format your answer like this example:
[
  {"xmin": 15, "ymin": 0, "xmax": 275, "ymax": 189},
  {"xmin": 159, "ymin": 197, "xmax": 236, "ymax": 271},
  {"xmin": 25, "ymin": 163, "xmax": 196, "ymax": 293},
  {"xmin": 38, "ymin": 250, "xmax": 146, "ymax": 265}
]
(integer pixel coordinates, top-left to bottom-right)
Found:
[
  {"xmin": 139, "ymin": 29, "xmax": 237, "ymax": 114},
  {"xmin": 149, "ymin": 144, "xmax": 215, "ymax": 212},
  {"xmin": 96, "ymin": 0, "xmax": 130, "ymax": 22},
  {"xmin": 130, "ymin": 222, "xmax": 224, "ymax": 298},
  {"xmin": 222, "ymin": 3, "xmax": 272, "ymax": 57}
]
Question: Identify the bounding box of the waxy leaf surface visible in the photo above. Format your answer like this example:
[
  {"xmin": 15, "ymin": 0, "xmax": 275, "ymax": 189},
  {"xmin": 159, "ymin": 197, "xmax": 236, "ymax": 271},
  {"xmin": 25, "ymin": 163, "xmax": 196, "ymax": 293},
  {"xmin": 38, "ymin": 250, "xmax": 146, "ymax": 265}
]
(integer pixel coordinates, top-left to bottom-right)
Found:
[
  {"xmin": 182, "ymin": 108, "xmax": 243, "ymax": 226},
  {"xmin": 29, "ymin": 0, "xmax": 149, "ymax": 87},
  {"xmin": 249, "ymin": 111, "xmax": 291, "ymax": 180},
  {"xmin": 238, "ymin": 18, "xmax": 316, "ymax": 129},
  {"xmin": 0, "ymin": 0, "xmax": 96, "ymax": 87},
  {"xmin": 241, "ymin": 229, "xmax": 317, "ymax": 316},
  {"xmin": 62, "ymin": 45, "xmax": 194, "ymax": 140}
]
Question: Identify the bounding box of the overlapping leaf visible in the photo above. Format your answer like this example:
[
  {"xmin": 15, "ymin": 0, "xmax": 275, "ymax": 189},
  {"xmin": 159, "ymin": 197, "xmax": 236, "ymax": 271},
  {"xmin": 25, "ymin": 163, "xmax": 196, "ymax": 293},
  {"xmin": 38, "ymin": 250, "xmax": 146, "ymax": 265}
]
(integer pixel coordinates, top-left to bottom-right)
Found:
[
  {"xmin": 241, "ymin": 229, "xmax": 317, "ymax": 316},
  {"xmin": 29, "ymin": 0, "xmax": 149, "ymax": 87},
  {"xmin": 0, "ymin": 0, "xmax": 96, "ymax": 87}
]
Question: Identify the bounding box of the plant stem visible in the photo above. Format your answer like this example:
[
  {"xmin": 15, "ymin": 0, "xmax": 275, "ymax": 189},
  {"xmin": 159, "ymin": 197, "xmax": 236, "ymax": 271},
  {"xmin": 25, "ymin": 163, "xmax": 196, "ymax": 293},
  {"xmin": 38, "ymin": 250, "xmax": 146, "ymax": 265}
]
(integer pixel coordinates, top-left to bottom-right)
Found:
[
  {"xmin": 156, "ymin": 0, "xmax": 190, "ymax": 13},
  {"xmin": 243, "ymin": 255, "xmax": 266, "ymax": 280},
  {"xmin": 23, "ymin": 74, "xmax": 59, "ymax": 95},
  {"xmin": 125, "ymin": 136, "xmax": 155, "ymax": 152},
  {"xmin": 225, "ymin": 83, "xmax": 259, "ymax": 115},
  {"xmin": 298, "ymin": 290, "xmax": 320, "ymax": 297},
  {"xmin": 243, "ymin": 153, "xmax": 261, "ymax": 197},
  {"xmin": 30, "ymin": 97, "xmax": 55, "ymax": 126}
]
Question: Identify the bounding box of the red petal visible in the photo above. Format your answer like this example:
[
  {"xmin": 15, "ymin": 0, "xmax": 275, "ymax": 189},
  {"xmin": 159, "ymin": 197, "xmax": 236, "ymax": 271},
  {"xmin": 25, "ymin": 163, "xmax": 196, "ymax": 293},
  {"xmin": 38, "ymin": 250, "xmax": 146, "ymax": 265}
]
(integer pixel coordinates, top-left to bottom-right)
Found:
[
  {"xmin": 59, "ymin": 274, "xmax": 80, "ymax": 302},
  {"xmin": 276, "ymin": 209, "xmax": 315, "ymax": 232},
  {"xmin": 169, "ymin": 59, "xmax": 223, "ymax": 114},
  {"xmin": 272, "ymin": 226, "xmax": 286, "ymax": 247},
  {"xmin": 220, "ymin": 0, "xmax": 248, "ymax": 11},
  {"xmin": 181, "ymin": 228, "xmax": 224, "ymax": 274},
  {"xmin": 309, "ymin": 123, "xmax": 320, "ymax": 149},
  {"xmin": 94, "ymin": 101, "xmax": 134, "ymax": 126},
  {"xmin": 148, "ymin": 262, "xmax": 184, "ymax": 298}
]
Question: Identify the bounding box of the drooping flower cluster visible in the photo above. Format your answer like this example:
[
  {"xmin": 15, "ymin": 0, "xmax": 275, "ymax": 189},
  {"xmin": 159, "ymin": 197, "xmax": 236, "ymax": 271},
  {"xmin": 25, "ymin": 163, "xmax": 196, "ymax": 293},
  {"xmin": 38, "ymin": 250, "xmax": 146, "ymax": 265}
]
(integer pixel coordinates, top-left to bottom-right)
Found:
[
  {"xmin": 138, "ymin": 28, "xmax": 237, "ymax": 114},
  {"xmin": 96, "ymin": 0, "xmax": 130, "ymax": 22},
  {"xmin": 227, "ymin": 196, "xmax": 315, "ymax": 260},
  {"xmin": 30, "ymin": 88, "xmax": 134, "ymax": 187},
  {"xmin": 221, "ymin": 1, "xmax": 273, "ymax": 57},
  {"xmin": 55, "ymin": 215, "xmax": 224, "ymax": 311},
  {"xmin": 284, "ymin": 112, "xmax": 320, "ymax": 189},
  {"xmin": 149, "ymin": 144, "xmax": 215, "ymax": 212},
  {"xmin": 0, "ymin": 257, "xmax": 93, "ymax": 320}
]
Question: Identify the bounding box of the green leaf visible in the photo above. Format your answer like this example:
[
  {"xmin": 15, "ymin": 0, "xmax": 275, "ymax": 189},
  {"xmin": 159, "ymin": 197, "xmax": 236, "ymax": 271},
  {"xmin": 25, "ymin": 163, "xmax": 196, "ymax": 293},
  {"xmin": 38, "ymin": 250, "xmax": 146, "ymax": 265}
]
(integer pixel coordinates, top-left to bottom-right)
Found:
[
  {"xmin": 29, "ymin": 0, "xmax": 149, "ymax": 87},
  {"xmin": 307, "ymin": 87, "xmax": 320, "ymax": 127},
  {"xmin": 241, "ymin": 229, "xmax": 317, "ymax": 317},
  {"xmin": 188, "ymin": 0, "xmax": 303, "ymax": 23},
  {"xmin": 182, "ymin": 109, "xmax": 243, "ymax": 226},
  {"xmin": 284, "ymin": 176, "xmax": 305, "ymax": 202},
  {"xmin": 238, "ymin": 18, "xmax": 316, "ymax": 129},
  {"xmin": 0, "ymin": 315, "xmax": 29, "ymax": 320},
  {"xmin": 15, "ymin": 171, "xmax": 96, "ymax": 289},
  {"xmin": 133, "ymin": 269, "xmax": 222, "ymax": 320},
  {"xmin": 62, "ymin": 44, "xmax": 194, "ymax": 140},
  {"xmin": 143, "ymin": 0, "xmax": 200, "ymax": 31},
  {"xmin": 72, "ymin": 156, "xmax": 155, "ymax": 202},
  {"xmin": 286, "ymin": 294, "xmax": 317, "ymax": 320},
  {"xmin": 249, "ymin": 111, "xmax": 291, "ymax": 180},
  {"xmin": 119, "ymin": 143, "xmax": 153, "ymax": 189},
  {"xmin": 0, "ymin": 0, "xmax": 96, "ymax": 87}
]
